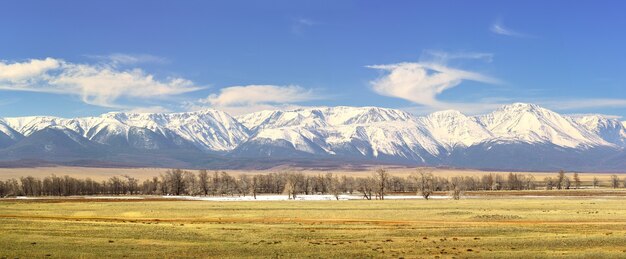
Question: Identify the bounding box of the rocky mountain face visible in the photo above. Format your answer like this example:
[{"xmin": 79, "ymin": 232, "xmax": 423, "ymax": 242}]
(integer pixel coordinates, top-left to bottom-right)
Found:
[{"xmin": 1, "ymin": 103, "xmax": 624, "ymax": 171}]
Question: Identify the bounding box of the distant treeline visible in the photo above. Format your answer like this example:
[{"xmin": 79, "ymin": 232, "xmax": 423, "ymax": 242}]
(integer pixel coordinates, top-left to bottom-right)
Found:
[{"xmin": 1, "ymin": 169, "xmax": 624, "ymax": 199}]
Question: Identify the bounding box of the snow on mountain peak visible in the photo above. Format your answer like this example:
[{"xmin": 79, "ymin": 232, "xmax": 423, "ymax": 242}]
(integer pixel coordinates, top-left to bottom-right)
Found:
[
  {"xmin": 4, "ymin": 109, "xmax": 249, "ymax": 152},
  {"xmin": 0, "ymin": 103, "xmax": 623, "ymax": 166},
  {"xmin": 236, "ymin": 106, "xmax": 442, "ymax": 159},
  {"xmin": 476, "ymin": 103, "xmax": 608, "ymax": 148},
  {"xmin": 497, "ymin": 102, "xmax": 542, "ymax": 112},
  {"xmin": 237, "ymin": 106, "xmax": 415, "ymax": 131},
  {"xmin": 573, "ymin": 115, "xmax": 626, "ymax": 147},
  {"xmin": 98, "ymin": 109, "xmax": 249, "ymax": 151},
  {"xmin": 420, "ymin": 110, "xmax": 492, "ymax": 149},
  {"xmin": 3, "ymin": 116, "xmax": 68, "ymax": 136}
]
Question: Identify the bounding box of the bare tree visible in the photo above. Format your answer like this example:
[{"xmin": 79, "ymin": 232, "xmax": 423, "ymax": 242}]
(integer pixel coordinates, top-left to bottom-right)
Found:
[
  {"xmin": 412, "ymin": 169, "xmax": 434, "ymax": 200},
  {"xmin": 141, "ymin": 177, "xmax": 159, "ymax": 195},
  {"xmin": 108, "ymin": 176, "xmax": 125, "ymax": 195},
  {"xmin": 20, "ymin": 176, "xmax": 41, "ymax": 196},
  {"xmin": 198, "ymin": 170, "xmax": 210, "ymax": 196},
  {"xmin": 564, "ymin": 176, "xmax": 571, "ymax": 190},
  {"xmin": 123, "ymin": 175, "xmax": 139, "ymax": 195},
  {"xmin": 573, "ymin": 173, "xmax": 581, "ymax": 189},
  {"xmin": 481, "ymin": 174, "xmax": 495, "ymax": 190},
  {"xmin": 525, "ymin": 174, "xmax": 536, "ymax": 190},
  {"xmin": 374, "ymin": 168, "xmax": 389, "ymax": 200},
  {"xmin": 184, "ymin": 171, "xmax": 198, "ymax": 195},
  {"xmin": 356, "ymin": 177, "xmax": 375, "ymax": 200},
  {"xmin": 166, "ymin": 169, "xmax": 186, "ymax": 195},
  {"xmin": 283, "ymin": 172, "xmax": 304, "ymax": 199},
  {"xmin": 327, "ymin": 173, "xmax": 342, "ymax": 200},
  {"xmin": 611, "ymin": 175, "xmax": 620, "ymax": 189},
  {"xmin": 159, "ymin": 174, "xmax": 169, "ymax": 194},
  {"xmin": 556, "ymin": 170, "xmax": 566, "ymax": 190},
  {"xmin": 592, "ymin": 177, "xmax": 599, "ymax": 188},
  {"xmin": 544, "ymin": 177, "xmax": 554, "ymax": 190},
  {"xmin": 238, "ymin": 175, "xmax": 250, "ymax": 197},
  {"xmin": 250, "ymin": 175, "xmax": 259, "ymax": 199},
  {"xmin": 449, "ymin": 176, "xmax": 464, "ymax": 200}
]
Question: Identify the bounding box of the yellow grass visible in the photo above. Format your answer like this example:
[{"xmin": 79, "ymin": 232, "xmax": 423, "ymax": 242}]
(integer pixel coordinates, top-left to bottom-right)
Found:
[
  {"xmin": 0, "ymin": 166, "xmax": 623, "ymax": 181},
  {"xmin": 1, "ymin": 197, "xmax": 626, "ymax": 258}
]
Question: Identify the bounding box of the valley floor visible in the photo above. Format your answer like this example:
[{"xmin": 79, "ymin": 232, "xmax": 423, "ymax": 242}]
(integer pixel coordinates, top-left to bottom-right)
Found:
[{"xmin": 1, "ymin": 195, "xmax": 626, "ymax": 258}]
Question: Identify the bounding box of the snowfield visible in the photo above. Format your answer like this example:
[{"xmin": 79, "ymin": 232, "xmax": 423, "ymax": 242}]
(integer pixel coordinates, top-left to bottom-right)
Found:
[
  {"xmin": 10, "ymin": 195, "xmax": 452, "ymax": 201},
  {"xmin": 161, "ymin": 194, "xmax": 451, "ymax": 201}
]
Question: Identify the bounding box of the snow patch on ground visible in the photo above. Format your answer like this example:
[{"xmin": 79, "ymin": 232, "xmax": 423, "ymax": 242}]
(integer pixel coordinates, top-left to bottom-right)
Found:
[{"xmin": 161, "ymin": 194, "xmax": 450, "ymax": 201}]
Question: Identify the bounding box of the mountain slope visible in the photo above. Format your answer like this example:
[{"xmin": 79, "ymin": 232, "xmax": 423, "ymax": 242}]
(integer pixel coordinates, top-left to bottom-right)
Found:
[
  {"xmin": 0, "ymin": 126, "xmax": 108, "ymax": 161},
  {"xmin": 98, "ymin": 110, "xmax": 249, "ymax": 152},
  {"xmin": 475, "ymin": 103, "xmax": 608, "ymax": 148},
  {"xmin": 235, "ymin": 107, "xmax": 442, "ymax": 164},
  {"xmin": 418, "ymin": 110, "xmax": 492, "ymax": 150},
  {"xmin": 574, "ymin": 115, "xmax": 626, "ymax": 147},
  {"xmin": 4, "ymin": 109, "xmax": 249, "ymax": 153},
  {"xmin": 0, "ymin": 120, "xmax": 22, "ymax": 148},
  {"xmin": 0, "ymin": 103, "xmax": 623, "ymax": 171}
]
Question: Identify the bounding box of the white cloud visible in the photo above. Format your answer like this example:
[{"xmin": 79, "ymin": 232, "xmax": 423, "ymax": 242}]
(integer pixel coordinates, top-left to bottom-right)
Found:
[
  {"xmin": 490, "ymin": 21, "xmax": 530, "ymax": 38},
  {"xmin": 86, "ymin": 53, "xmax": 169, "ymax": 65},
  {"xmin": 0, "ymin": 57, "xmax": 201, "ymax": 109},
  {"xmin": 193, "ymin": 85, "xmax": 320, "ymax": 115},
  {"xmin": 0, "ymin": 58, "xmax": 60, "ymax": 81},
  {"xmin": 367, "ymin": 62, "xmax": 500, "ymax": 109}
]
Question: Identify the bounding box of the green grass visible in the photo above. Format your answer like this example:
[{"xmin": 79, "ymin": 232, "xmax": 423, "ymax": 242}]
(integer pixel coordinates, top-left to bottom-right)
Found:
[{"xmin": 1, "ymin": 198, "xmax": 626, "ymax": 258}]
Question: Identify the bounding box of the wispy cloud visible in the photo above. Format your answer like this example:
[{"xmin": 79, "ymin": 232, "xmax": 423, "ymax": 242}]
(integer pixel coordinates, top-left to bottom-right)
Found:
[
  {"xmin": 422, "ymin": 50, "xmax": 494, "ymax": 63},
  {"xmin": 190, "ymin": 84, "xmax": 322, "ymax": 115},
  {"xmin": 0, "ymin": 57, "xmax": 201, "ymax": 109},
  {"xmin": 291, "ymin": 18, "xmax": 318, "ymax": 35},
  {"xmin": 490, "ymin": 20, "xmax": 531, "ymax": 38},
  {"xmin": 85, "ymin": 53, "xmax": 169, "ymax": 65},
  {"xmin": 367, "ymin": 51, "xmax": 500, "ymax": 112}
]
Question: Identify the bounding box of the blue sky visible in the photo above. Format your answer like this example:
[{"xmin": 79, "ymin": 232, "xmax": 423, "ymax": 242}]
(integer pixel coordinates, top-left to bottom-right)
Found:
[{"xmin": 1, "ymin": 0, "xmax": 625, "ymax": 118}]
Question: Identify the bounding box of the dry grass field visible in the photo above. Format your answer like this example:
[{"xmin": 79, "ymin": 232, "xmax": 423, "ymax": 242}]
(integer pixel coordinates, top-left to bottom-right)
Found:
[
  {"xmin": 2, "ymin": 196, "xmax": 626, "ymax": 258},
  {"xmin": 0, "ymin": 166, "xmax": 622, "ymax": 181}
]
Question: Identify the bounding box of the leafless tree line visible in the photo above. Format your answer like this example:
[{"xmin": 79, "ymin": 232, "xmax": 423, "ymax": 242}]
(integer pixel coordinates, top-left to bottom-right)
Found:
[{"xmin": 1, "ymin": 168, "xmax": 624, "ymax": 198}]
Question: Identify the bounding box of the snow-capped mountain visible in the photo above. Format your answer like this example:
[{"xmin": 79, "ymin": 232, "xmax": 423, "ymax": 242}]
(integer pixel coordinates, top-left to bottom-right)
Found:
[
  {"xmin": 0, "ymin": 103, "xmax": 624, "ymax": 171},
  {"xmin": 474, "ymin": 103, "xmax": 608, "ymax": 148},
  {"xmin": 236, "ymin": 107, "xmax": 442, "ymax": 162},
  {"xmin": 3, "ymin": 109, "xmax": 249, "ymax": 152},
  {"xmin": 573, "ymin": 115, "xmax": 626, "ymax": 147},
  {"xmin": 418, "ymin": 110, "xmax": 492, "ymax": 150}
]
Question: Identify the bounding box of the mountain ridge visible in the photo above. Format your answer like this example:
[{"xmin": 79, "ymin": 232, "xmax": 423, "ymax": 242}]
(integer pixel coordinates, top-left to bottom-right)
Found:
[{"xmin": 1, "ymin": 103, "xmax": 624, "ymax": 171}]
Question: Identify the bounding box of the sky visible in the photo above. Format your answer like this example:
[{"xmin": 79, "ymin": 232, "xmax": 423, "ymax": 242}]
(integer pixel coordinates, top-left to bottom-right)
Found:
[{"xmin": 1, "ymin": 0, "xmax": 626, "ymax": 118}]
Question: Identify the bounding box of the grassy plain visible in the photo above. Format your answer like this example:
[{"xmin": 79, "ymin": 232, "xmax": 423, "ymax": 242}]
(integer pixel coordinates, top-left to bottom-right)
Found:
[
  {"xmin": 2, "ymin": 196, "xmax": 626, "ymax": 258},
  {"xmin": 0, "ymin": 166, "xmax": 623, "ymax": 182}
]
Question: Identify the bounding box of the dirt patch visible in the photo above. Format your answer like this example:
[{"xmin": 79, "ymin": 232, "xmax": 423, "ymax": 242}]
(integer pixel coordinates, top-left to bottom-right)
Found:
[
  {"xmin": 437, "ymin": 211, "xmax": 473, "ymax": 216},
  {"xmin": 472, "ymin": 214, "xmax": 522, "ymax": 220}
]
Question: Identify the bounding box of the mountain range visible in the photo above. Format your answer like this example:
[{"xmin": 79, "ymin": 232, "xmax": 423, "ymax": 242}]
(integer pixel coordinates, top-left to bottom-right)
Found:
[{"xmin": 0, "ymin": 103, "xmax": 625, "ymax": 171}]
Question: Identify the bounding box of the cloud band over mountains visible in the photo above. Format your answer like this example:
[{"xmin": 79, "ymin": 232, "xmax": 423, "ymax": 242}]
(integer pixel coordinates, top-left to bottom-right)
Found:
[{"xmin": 0, "ymin": 57, "xmax": 201, "ymax": 109}]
